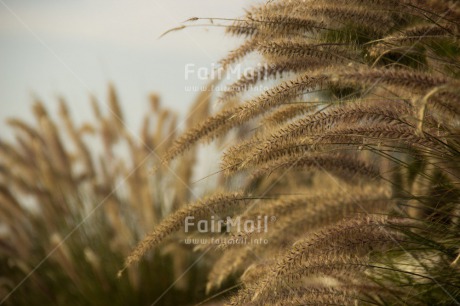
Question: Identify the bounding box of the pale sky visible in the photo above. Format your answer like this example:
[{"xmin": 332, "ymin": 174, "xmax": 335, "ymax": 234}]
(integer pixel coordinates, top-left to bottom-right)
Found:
[{"xmin": 0, "ymin": 0, "xmax": 255, "ymax": 133}]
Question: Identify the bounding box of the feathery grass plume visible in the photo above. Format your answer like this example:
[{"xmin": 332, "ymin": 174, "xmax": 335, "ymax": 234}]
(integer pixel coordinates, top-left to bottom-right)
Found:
[
  {"xmin": 328, "ymin": 67, "xmax": 457, "ymax": 94},
  {"xmin": 252, "ymin": 15, "xmax": 327, "ymax": 36},
  {"xmin": 271, "ymin": 216, "xmax": 403, "ymax": 276},
  {"xmin": 218, "ymin": 59, "xmax": 320, "ymax": 103},
  {"xmin": 249, "ymin": 153, "xmax": 381, "ymax": 182},
  {"xmin": 236, "ymin": 216, "xmax": 405, "ymax": 304},
  {"xmin": 233, "ymin": 286, "xmax": 360, "ymax": 306},
  {"xmin": 231, "ymin": 124, "xmax": 449, "ymax": 173},
  {"xmin": 165, "ymin": 64, "xmax": 457, "ymax": 164},
  {"xmin": 119, "ymin": 0, "xmax": 460, "ymax": 304},
  {"xmin": 368, "ymin": 23, "xmax": 455, "ymax": 56},
  {"xmin": 260, "ymin": 103, "xmax": 320, "ymax": 127},
  {"xmin": 244, "ymin": 185, "xmax": 392, "ymax": 221},
  {"xmin": 309, "ymin": 4, "xmax": 400, "ymax": 34},
  {"xmin": 258, "ymin": 41, "xmax": 361, "ymax": 64},
  {"xmin": 119, "ymin": 192, "xmax": 247, "ymax": 275},
  {"xmin": 206, "ymin": 186, "xmax": 393, "ymax": 293},
  {"xmin": 219, "ymin": 38, "xmax": 259, "ymax": 70},
  {"xmin": 314, "ymin": 125, "xmax": 451, "ymax": 154},
  {"xmin": 205, "ymin": 247, "xmax": 254, "ymax": 294},
  {"xmin": 243, "ymin": 99, "xmax": 415, "ymax": 153},
  {"xmin": 163, "ymin": 72, "xmax": 328, "ymax": 163}
]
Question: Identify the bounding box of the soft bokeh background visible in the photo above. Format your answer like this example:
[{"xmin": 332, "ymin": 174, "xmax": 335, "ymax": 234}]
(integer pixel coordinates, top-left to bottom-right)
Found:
[{"xmin": 0, "ymin": 0, "xmax": 251, "ymax": 134}]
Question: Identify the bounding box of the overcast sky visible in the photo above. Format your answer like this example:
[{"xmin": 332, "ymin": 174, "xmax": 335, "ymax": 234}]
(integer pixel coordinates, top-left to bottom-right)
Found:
[{"xmin": 0, "ymin": 0, "xmax": 254, "ymax": 133}]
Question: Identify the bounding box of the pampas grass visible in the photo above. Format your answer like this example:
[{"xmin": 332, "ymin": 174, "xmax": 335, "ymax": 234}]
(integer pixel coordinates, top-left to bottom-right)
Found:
[
  {"xmin": 2, "ymin": 0, "xmax": 460, "ymax": 305},
  {"xmin": 125, "ymin": 0, "xmax": 460, "ymax": 305}
]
